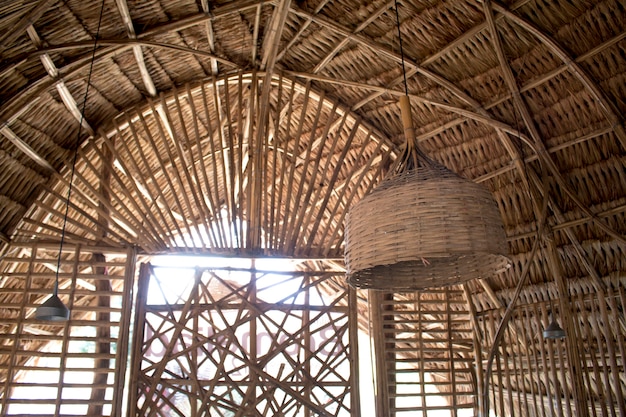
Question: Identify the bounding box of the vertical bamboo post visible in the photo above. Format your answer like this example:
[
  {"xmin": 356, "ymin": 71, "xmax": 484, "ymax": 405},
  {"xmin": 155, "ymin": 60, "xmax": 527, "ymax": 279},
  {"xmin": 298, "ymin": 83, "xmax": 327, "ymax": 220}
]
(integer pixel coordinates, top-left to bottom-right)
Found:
[
  {"xmin": 87, "ymin": 252, "xmax": 111, "ymax": 417},
  {"xmin": 463, "ymin": 284, "xmax": 485, "ymax": 417},
  {"xmin": 304, "ymin": 273, "xmax": 311, "ymax": 417},
  {"xmin": 191, "ymin": 266, "xmax": 200, "ymax": 417},
  {"xmin": 369, "ymin": 291, "xmax": 391, "ymax": 417},
  {"xmin": 348, "ymin": 286, "xmax": 361, "ymax": 417},
  {"xmin": 126, "ymin": 262, "xmax": 151, "ymax": 417},
  {"xmin": 546, "ymin": 235, "xmax": 589, "ymax": 417},
  {"xmin": 112, "ymin": 246, "xmax": 136, "ymax": 417},
  {"xmin": 88, "ymin": 136, "xmax": 114, "ymax": 416},
  {"xmin": 250, "ymin": 259, "xmax": 258, "ymax": 413}
]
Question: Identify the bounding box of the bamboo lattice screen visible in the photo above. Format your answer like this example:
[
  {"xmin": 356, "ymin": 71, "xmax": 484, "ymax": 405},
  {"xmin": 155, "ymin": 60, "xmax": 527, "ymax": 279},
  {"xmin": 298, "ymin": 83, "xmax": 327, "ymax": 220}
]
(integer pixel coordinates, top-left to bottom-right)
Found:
[
  {"xmin": 369, "ymin": 288, "xmax": 476, "ymax": 417},
  {"xmin": 129, "ymin": 262, "xmax": 358, "ymax": 417},
  {"xmin": 0, "ymin": 243, "xmax": 135, "ymax": 416}
]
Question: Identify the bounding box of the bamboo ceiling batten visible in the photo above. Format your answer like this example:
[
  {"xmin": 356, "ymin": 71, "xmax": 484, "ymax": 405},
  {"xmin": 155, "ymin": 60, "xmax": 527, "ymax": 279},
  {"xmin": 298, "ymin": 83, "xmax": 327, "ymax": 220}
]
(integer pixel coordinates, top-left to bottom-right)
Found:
[{"xmin": 344, "ymin": 2, "xmax": 510, "ymax": 291}]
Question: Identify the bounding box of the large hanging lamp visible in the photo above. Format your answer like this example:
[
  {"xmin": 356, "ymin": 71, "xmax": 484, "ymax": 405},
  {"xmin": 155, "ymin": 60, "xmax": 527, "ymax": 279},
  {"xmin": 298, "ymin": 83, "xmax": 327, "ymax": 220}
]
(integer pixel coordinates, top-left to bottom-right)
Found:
[{"xmin": 344, "ymin": 5, "xmax": 510, "ymax": 290}]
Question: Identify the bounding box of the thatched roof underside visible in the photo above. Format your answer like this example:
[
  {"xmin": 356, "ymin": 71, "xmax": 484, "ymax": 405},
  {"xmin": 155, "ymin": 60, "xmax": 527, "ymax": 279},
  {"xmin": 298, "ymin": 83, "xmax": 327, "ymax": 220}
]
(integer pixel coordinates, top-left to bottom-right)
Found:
[{"xmin": 0, "ymin": 0, "xmax": 624, "ymax": 415}]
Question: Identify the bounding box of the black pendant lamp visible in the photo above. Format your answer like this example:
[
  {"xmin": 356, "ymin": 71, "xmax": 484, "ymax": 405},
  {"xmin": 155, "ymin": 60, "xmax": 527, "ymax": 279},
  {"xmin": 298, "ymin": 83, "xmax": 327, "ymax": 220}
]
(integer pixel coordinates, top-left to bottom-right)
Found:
[
  {"xmin": 36, "ymin": 280, "xmax": 70, "ymax": 321},
  {"xmin": 543, "ymin": 316, "xmax": 566, "ymax": 339},
  {"xmin": 35, "ymin": 0, "xmax": 105, "ymax": 321}
]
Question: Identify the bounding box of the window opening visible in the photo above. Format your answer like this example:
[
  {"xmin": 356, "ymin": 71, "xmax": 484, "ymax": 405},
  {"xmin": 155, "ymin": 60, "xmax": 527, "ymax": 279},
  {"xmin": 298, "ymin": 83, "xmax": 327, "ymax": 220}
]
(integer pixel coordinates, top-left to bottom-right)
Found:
[{"xmin": 128, "ymin": 256, "xmax": 355, "ymax": 417}]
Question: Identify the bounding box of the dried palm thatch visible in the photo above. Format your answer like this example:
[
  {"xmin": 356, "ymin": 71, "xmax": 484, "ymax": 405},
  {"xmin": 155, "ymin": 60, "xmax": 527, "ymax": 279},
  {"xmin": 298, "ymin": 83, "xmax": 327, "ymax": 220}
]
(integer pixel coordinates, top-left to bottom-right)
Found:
[{"xmin": 0, "ymin": 0, "xmax": 624, "ymax": 416}]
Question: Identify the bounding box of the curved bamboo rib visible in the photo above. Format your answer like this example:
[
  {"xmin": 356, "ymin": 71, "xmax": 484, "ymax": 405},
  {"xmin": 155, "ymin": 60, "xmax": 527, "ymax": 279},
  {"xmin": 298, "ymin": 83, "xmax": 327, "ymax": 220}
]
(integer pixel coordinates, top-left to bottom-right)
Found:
[{"xmin": 11, "ymin": 74, "xmax": 385, "ymax": 257}]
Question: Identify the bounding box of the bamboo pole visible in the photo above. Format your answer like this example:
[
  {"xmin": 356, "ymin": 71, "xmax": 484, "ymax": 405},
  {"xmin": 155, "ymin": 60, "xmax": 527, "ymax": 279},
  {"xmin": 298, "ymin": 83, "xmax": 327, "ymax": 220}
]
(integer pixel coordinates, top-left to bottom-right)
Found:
[
  {"xmin": 279, "ymin": 81, "xmax": 312, "ymax": 252},
  {"xmin": 202, "ymin": 80, "xmax": 229, "ymax": 248},
  {"xmin": 109, "ymin": 118, "xmax": 171, "ymax": 247},
  {"xmin": 126, "ymin": 263, "xmax": 151, "ymax": 416},
  {"xmin": 285, "ymin": 91, "xmax": 325, "ymax": 251},
  {"xmin": 111, "ymin": 246, "xmax": 136, "ymax": 417},
  {"xmin": 88, "ymin": 142, "xmax": 114, "ymax": 414},
  {"xmin": 154, "ymin": 94, "xmax": 198, "ymax": 246},
  {"xmin": 172, "ymin": 87, "xmax": 212, "ymax": 248},
  {"xmin": 546, "ymin": 236, "xmax": 589, "ymax": 417}
]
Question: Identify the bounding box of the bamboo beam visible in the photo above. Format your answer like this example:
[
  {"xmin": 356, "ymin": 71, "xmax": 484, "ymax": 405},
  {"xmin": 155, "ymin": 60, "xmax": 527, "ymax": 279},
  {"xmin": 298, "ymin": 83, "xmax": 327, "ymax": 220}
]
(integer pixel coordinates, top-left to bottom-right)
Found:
[
  {"xmin": 114, "ymin": 0, "xmax": 157, "ymax": 96},
  {"xmin": 284, "ymin": 90, "xmax": 325, "ymax": 251},
  {"xmin": 0, "ymin": 0, "xmax": 56, "ymax": 49},
  {"xmin": 26, "ymin": 25, "xmax": 95, "ymax": 136},
  {"xmin": 107, "ymin": 119, "xmax": 172, "ymax": 248},
  {"xmin": 320, "ymin": 128, "xmax": 385, "ymax": 257},
  {"xmin": 491, "ymin": 1, "xmax": 626, "ymax": 149},
  {"xmin": 252, "ymin": 0, "xmax": 291, "ymax": 250},
  {"xmin": 199, "ymin": 0, "xmax": 219, "ymax": 74},
  {"xmin": 209, "ymin": 76, "xmax": 233, "ymax": 247},
  {"xmin": 0, "ymin": 125, "xmax": 55, "ymax": 173},
  {"xmin": 173, "ymin": 87, "xmax": 214, "ymax": 246},
  {"xmin": 294, "ymin": 104, "xmax": 342, "ymax": 252},
  {"xmin": 197, "ymin": 82, "xmax": 228, "ymax": 247},
  {"xmin": 485, "ymin": 0, "xmax": 626, "ymax": 251},
  {"xmin": 137, "ymin": 101, "xmax": 191, "ymax": 245},
  {"xmin": 278, "ymin": 82, "xmax": 312, "ymax": 252},
  {"xmin": 156, "ymin": 94, "xmax": 207, "ymax": 247},
  {"xmin": 217, "ymin": 76, "xmax": 240, "ymax": 248},
  {"xmin": 311, "ymin": 0, "xmax": 393, "ymax": 74},
  {"xmin": 261, "ymin": 0, "xmax": 291, "ymax": 71},
  {"xmin": 275, "ymin": 0, "xmax": 331, "ymax": 63},
  {"xmin": 473, "ymin": 126, "xmax": 615, "ymax": 183}
]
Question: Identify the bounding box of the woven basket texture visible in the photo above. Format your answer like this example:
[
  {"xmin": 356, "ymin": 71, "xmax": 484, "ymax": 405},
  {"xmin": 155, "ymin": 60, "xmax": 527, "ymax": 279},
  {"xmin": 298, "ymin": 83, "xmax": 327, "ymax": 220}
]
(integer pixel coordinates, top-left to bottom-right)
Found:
[{"xmin": 345, "ymin": 162, "xmax": 510, "ymax": 290}]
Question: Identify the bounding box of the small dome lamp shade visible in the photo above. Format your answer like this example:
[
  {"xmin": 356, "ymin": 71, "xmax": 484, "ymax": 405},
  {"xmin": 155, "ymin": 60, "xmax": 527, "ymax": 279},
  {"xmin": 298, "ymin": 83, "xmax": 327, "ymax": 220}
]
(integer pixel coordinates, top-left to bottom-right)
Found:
[
  {"xmin": 36, "ymin": 281, "xmax": 69, "ymax": 321},
  {"xmin": 543, "ymin": 317, "xmax": 566, "ymax": 340}
]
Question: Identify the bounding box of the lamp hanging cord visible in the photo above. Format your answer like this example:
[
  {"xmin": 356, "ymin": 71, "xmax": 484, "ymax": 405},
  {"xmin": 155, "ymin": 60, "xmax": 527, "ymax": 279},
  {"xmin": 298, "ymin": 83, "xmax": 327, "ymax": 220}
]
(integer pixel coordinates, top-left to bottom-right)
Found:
[
  {"xmin": 393, "ymin": 0, "xmax": 422, "ymax": 170},
  {"xmin": 54, "ymin": 0, "xmax": 106, "ymax": 284},
  {"xmin": 393, "ymin": 0, "xmax": 409, "ymax": 96}
]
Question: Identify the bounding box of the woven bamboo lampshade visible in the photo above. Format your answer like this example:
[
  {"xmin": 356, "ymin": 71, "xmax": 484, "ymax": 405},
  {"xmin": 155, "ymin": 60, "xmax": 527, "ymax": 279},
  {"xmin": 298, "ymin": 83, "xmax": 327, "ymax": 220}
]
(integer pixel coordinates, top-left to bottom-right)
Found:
[{"xmin": 344, "ymin": 96, "xmax": 510, "ymax": 291}]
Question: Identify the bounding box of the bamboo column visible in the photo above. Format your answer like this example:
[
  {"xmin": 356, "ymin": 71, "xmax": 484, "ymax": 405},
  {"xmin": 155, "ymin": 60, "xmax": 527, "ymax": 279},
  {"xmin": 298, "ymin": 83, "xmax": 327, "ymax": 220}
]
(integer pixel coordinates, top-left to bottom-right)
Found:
[
  {"xmin": 348, "ymin": 286, "xmax": 361, "ymax": 417},
  {"xmin": 369, "ymin": 291, "xmax": 392, "ymax": 417},
  {"xmin": 126, "ymin": 263, "xmax": 151, "ymax": 417},
  {"xmin": 88, "ymin": 138, "xmax": 114, "ymax": 416},
  {"xmin": 545, "ymin": 234, "xmax": 589, "ymax": 417}
]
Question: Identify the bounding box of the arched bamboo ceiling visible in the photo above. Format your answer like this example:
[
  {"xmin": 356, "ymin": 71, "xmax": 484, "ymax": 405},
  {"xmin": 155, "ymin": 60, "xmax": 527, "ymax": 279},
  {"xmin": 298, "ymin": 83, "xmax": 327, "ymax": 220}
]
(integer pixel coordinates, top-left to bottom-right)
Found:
[
  {"xmin": 11, "ymin": 72, "xmax": 392, "ymax": 257},
  {"xmin": 0, "ymin": 0, "xmax": 625, "ymax": 403},
  {"xmin": 1, "ymin": 0, "xmax": 624, "ymax": 289}
]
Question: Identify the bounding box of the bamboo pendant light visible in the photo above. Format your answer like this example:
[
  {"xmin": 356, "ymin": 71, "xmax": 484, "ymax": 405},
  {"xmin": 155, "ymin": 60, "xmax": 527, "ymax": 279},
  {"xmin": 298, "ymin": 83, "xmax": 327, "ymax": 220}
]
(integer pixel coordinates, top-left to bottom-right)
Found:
[
  {"xmin": 344, "ymin": 94, "xmax": 510, "ymax": 291},
  {"xmin": 344, "ymin": 1, "xmax": 510, "ymax": 291}
]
